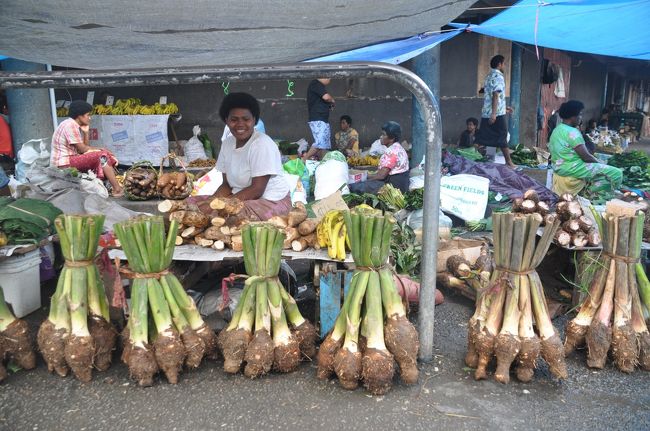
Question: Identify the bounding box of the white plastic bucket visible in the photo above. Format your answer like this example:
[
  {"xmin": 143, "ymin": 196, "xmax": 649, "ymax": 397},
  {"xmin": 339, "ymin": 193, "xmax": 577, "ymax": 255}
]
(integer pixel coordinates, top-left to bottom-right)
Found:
[{"xmin": 0, "ymin": 249, "xmax": 42, "ymax": 317}]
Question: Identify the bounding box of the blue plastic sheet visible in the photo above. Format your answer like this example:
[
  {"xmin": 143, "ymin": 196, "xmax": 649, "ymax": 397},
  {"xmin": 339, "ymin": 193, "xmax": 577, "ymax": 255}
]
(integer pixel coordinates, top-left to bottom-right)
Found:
[{"xmin": 451, "ymin": 0, "xmax": 650, "ymax": 60}]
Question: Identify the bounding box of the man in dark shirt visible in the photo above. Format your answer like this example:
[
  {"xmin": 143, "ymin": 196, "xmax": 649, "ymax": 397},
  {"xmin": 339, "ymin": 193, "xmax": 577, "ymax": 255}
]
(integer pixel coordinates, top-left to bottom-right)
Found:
[
  {"xmin": 302, "ymin": 78, "xmax": 335, "ymax": 160},
  {"xmin": 458, "ymin": 117, "xmax": 478, "ymax": 148}
]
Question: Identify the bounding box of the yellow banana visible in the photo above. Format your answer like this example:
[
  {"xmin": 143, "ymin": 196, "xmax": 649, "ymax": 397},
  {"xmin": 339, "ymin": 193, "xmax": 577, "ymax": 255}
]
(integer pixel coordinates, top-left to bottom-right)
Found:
[
  {"xmin": 337, "ymin": 225, "xmax": 347, "ymax": 260},
  {"xmin": 328, "ymin": 221, "xmax": 343, "ymax": 259}
]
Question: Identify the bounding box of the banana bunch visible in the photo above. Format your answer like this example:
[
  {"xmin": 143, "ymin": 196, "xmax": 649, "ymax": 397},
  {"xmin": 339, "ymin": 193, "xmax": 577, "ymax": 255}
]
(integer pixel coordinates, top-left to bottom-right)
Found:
[
  {"xmin": 317, "ymin": 210, "xmax": 349, "ymax": 260},
  {"xmin": 347, "ymin": 155, "xmax": 380, "ymax": 167},
  {"xmin": 91, "ymin": 99, "xmax": 179, "ymax": 115},
  {"xmin": 56, "ymin": 107, "xmax": 69, "ymax": 117}
]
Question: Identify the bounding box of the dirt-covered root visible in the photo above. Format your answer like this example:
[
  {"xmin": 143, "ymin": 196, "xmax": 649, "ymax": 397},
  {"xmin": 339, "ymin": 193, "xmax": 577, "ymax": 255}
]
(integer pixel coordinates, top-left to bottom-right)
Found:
[
  {"xmin": 638, "ymin": 332, "xmax": 650, "ymax": 371},
  {"xmin": 88, "ymin": 316, "xmax": 117, "ymax": 372},
  {"xmin": 37, "ymin": 320, "xmax": 69, "ymax": 377},
  {"xmin": 220, "ymin": 328, "xmax": 252, "ymax": 374},
  {"xmin": 611, "ymin": 324, "xmax": 637, "ymax": 373},
  {"xmin": 586, "ymin": 320, "xmax": 611, "ymax": 369},
  {"xmin": 516, "ymin": 336, "xmax": 540, "ymax": 382},
  {"xmin": 564, "ymin": 321, "xmax": 589, "ymax": 356},
  {"xmin": 0, "ymin": 362, "xmax": 6, "ymax": 382},
  {"xmin": 273, "ymin": 337, "xmax": 301, "ymax": 373},
  {"xmin": 494, "ymin": 333, "xmax": 521, "ymax": 384},
  {"xmin": 195, "ymin": 324, "xmax": 219, "ymax": 360},
  {"xmin": 540, "ymin": 332, "xmax": 568, "ymax": 379},
  {"xmin": 2, "ymin": 319, "xmax": 36, "ymax": 370},
  {"xmin": 358, "ymin": 336, "xmax": 368, "ymax": 354},
  {"xmin": 361, "ymin": 348, "xmax": 395, "ymax": 395},
  {"xmin": 474, "ymin": 329, "xmax": 495, "ymax": 380},
  {"xmin": 128, "ymin": 345, "xmax": 158, "ymax": 387},
  {"xmin": 316, "ymin": 333, "xmax": 343, "ymax": 380},
  {"xmin": 465, "ymin": 321, "xmax": 479, "ymax": 368},
  {"xmin": 180, "ymin": 329, "xmax": 206, "ymax": 369},
  {"xmin": 64, "ymin": 335, "xmax": 95, "ymax": 382},
  {"xmin": 292, "ymin": 321, "xmax": 318, "ymax": 360},
  {"xmin": 120, "ymin": 327, "xmax": 132, "ymax": 365},
  {"xmin": 333, "ymin": 347, "xmax": 362, "ymax": 390},
  {"xmin": 153, "ymin": 331, "xmax": 186, "ymax": 384},
  {"xmin": 384, "ymin": 316, "xmax": 419, "ymax": 384},
  {"xmin": 243, "ymin": 330, "xmax": 274, "ymax": 378}
]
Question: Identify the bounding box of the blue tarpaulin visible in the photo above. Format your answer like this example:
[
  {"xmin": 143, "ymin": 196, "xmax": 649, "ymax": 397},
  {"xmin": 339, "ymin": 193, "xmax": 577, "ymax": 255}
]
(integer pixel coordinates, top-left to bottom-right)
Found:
[
  {"xmin": 451, "ymin": 0, "xmax": 650, "ymax": 60},
  {"xmin": 306, "ymin": 30, "xmax": 461, "ymax": 64}
]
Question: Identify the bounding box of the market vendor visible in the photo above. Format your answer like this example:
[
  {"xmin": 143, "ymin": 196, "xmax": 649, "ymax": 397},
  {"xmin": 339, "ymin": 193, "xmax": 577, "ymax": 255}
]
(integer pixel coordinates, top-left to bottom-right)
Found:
[
  {"xmin": 188, "ymin": 92, "xmax": 291, "ymax": 221},
  {"xmin": 334, "ymin": 115, "xmax": 359, "ymax": 156},
  {"xmin": 349, "ymin": 121, "xmax": 409, "ymax": 194},
  {"xmin": 50, "ymin": 100, "xmax": 123, "ymax": 196},
  {"xmin": 549, "ymin": 100, "xmax": 623, "ymax": 196}
]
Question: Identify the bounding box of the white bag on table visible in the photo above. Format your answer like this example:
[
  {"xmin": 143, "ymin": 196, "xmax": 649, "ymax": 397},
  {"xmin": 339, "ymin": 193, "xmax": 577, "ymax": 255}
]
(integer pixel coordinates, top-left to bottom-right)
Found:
[
  {"xmin": 314, "ymin": 158, "xmax": 349, "ymax": 200},
  {"xmin": 439, "ymin": 174, "xmax": 490, "ymax": 221}
]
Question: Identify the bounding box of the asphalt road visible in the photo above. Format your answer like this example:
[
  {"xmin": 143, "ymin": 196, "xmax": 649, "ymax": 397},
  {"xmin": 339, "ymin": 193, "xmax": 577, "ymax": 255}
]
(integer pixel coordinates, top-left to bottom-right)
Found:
[{"xmin": 1, "ymin": 293, "xmax": 649, "ymax": 431}]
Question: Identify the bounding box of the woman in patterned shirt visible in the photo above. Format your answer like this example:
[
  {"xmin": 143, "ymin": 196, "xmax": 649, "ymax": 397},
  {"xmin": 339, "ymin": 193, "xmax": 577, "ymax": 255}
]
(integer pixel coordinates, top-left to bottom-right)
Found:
[{"xmin": 349, "ymin": 121, "xmax": 409, "ymax": 194}]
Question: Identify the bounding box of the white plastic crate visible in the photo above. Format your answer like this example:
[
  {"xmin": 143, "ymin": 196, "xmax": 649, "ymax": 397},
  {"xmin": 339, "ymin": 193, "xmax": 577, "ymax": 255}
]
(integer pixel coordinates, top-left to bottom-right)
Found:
[{"xmin": 0, "ymin": 249, "xmax": 42, "ymax": 317}]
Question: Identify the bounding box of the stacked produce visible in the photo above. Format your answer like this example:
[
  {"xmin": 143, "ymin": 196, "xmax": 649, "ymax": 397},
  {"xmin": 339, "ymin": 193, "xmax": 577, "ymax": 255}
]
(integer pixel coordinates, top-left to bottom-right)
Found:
[
  {"xmin": 511, "ymin": 189, "xmax": 551, "ymax": 222},
  {"xmin": 510, "ymin": 144, "xmax": 539, "ymax": 167},
  {"xmin": 316, "ymin": 209, "xmax": 350, "ymax": 260},
  {"xmin": 564, "ymin": 211, "xmax": 650, "ymax": 372},
  {"xmin": 405, "ymin": 188, "xmax": 424, "ymax": 211},
  {"xmin": 114, "ymin": 216, "xmax": 218, "ymax": 386},
  {"xmin": 37, "ymin": 215, "xmax": 117, "ymax": 382},
  {"xmin": 317, "ymin": 207, "xmax": 419, "ymax": 395},
  {"xmin": 0, "ymin": 198, "xmax": 62, "ymax": 245},
  {"xmin": 378, "ymin": 184, "xmax": 406, "ymax": 212},
  {"xmin": 157, "ymin": 171, "xmax": 191, "ymax": 200},
  {"xmin": 92, "ymin": 98, "xmax": 180, "ymax": 115},
  {"xmin": 608, "ymin": 150, "xmax": 650, "ymax": 192},
  {"xmin": 554, "ymin": 194, "xmax": 601, "ymax": 248},
  {"xmin": 437, "ymin": 247, "xmax": 493, "ymax": 302},
  {"xmin": 124, "ymin": 162, "xmax": 158, "ymax": 201},
  {"xmin": 217, "ymin": 223, "xmax": 317, "ymax": 377},
  {"xmin": 188, "ymin": 158, "xmax": 216, "ymax": 168},
  {"xmin": 347, "ymin": 155, "xmax": 379, "ymax": 167},
  {"xmin": 465, "ymin": 212, "xmax": 568, "ymax": 383},
  {"xmin": 0, "ymin": 287, "xmax": 37, "ymax": 382}
]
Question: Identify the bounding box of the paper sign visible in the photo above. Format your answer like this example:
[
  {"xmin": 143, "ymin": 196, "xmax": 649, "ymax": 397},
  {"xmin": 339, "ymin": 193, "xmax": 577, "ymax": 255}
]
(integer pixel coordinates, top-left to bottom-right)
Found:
[
  {"xmin": 105, "ymin": 96, "xmax": 114, "ymax": 106},
  {"xmin": 86, "ymin": 91, "xmax": 95, "ymax": 105},
  {"xmin": 311, "ymin": 191, "xmax": 349, "ymax": 221},
  {"xmin": 63, "ymin": 101, "xmax": 71, "ymax": 108},
  {"xmin": 56, "ymin": 100, "xmax": 64, "ymax": 108},
  {"xmin": 159, "ymin": 96, "xmax": 167, "ymax": 105}
]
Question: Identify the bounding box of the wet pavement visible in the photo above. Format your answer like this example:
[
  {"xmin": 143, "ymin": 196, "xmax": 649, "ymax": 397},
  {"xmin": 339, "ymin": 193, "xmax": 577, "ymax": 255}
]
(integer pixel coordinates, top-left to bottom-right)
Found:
[{"xmin": 1, "ymin": 291, "xmax": 649, "ymax": 431}]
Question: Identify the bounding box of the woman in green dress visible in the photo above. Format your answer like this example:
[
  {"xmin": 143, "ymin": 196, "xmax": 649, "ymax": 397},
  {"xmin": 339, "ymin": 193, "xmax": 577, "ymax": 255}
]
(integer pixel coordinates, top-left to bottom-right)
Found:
[{"xmin": 549, "ymin": 100, "xmax": 622, "ymax": 196}]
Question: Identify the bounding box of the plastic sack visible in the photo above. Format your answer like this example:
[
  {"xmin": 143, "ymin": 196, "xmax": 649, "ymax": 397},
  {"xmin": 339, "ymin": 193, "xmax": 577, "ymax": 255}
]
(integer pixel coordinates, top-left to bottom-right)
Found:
[
  {"xmin": 283, "ymin": 158, "xmax": 305, "ymax": 177},
  {"xmin": 281, "ymin": 173, "xmax": 306, "ymax": 205},
  {"xmin": 296, "ymin": 138, "xmax": 309, "ymax": 156},
  {"xmin": 409, "ymin": 176, "xmax": 424, "ymax": 190},
  {"xmin": 184, "ymin": 125, "xmax": 208, "ymax": 163},
  {"xmin": 368, "ymin": 139, "xmax": 386, "ymax": 156},
  {"xmin": 314, "ymin": 151, "xmax": 349, "ymax": 200},
  {"xmin": 191, "ymin": 167, "xmax": 223, "ymax": 196},
  {"xmin": 16, "ymin": 138, "xmax": 51, "ymax": 182},
  {"xmin": 407, "ymin": 209, "xmax": 452, "ymax": 242},
  {"xmin": 79, "ymin": 171, "xmax": 109, "ymax": 198},
  {"xmin": 440, "ymin": 174, "xmax": 489, "ymax": 221}
]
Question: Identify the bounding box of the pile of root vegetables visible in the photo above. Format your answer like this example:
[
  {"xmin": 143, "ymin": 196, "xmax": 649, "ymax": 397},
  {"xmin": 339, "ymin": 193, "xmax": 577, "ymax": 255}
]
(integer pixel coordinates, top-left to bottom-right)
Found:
[
  {"xmin": 512, "ymin": 189, "xmax": 552, "ymax": 222},
  {"xmin": 437, "ymin": 247, "xmax": 494, "ymax": 303},
  {"xmin": 564, "ymin": 211, "xmax": 650, "ymax": 372},
  {"xmin": 317, "ymin": 207, "xmax": 419, "ymax": 395},
  {"xmin": 157, "ymin": 171, "xmax": 191, "ymax": 200},
  {"xmin": 0, "ymin": 287, "xmax": 36, "ymax": 382},
  {"xmin": 37, "ymin": 215, "xmax": 117, "ymax": 382},
  {"xmin": 217, "ymin": 223, "xmax": 317, "ymax": 378},
  {"xmin": 465, "ymin": 212, "xmax": 568, "ymax": 383},
  {"xmin": 124, "ymin": 163, "xmax": 158, "ymax": 201},
  {"xmin": 114, "ymin": 216, "xmax": 218, "ymax": 386},
  {"xmin": 554, "ymin": 194, "xmax": 601, "ymax": 248}
]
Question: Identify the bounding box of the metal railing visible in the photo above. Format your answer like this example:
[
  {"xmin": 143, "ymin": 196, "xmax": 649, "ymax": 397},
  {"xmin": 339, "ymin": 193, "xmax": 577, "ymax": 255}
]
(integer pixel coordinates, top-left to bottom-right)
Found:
[{"xmin": 0, "ymin": 61, "xmax": 443, "ymax": 361}]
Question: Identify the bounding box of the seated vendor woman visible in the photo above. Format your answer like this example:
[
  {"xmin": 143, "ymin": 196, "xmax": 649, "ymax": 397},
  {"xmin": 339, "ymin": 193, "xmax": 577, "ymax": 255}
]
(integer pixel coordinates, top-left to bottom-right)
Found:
[
  {"xmin": 549, "ymin": 100, "xmax": 622, "ymax": 197},
  {"xmin": 349, "ymin": 121, "xmax": 410, "ymax": 194},
  {"xmin": 188, "ymin": 92, "xmax": 291, "ymax": 221},
  {"xmin": 334, "ymin": 115, "xmax": 359, "ymax": 156},
  {"xmin": 50, "ymin": 100, "xmax": 122, "ymax": 196}
]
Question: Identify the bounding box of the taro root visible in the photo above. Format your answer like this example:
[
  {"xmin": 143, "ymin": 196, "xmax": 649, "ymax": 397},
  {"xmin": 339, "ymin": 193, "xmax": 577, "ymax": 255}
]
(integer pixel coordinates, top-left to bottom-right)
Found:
[{"xmin": 0, "ymin": 288, "xmax": 37, "ymax": 381}]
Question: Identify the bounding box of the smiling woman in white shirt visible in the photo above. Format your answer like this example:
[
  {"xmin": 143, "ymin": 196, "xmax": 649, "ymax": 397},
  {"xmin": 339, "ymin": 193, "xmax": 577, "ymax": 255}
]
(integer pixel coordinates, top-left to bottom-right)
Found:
[{"xmin": 188, "ymin": 92, "xmax": 291, "ymax": 221}]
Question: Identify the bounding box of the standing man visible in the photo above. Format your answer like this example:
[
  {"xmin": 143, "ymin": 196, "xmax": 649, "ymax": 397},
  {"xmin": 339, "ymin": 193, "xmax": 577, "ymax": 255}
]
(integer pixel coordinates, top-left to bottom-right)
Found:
[
  {"xmin": 476, "ymin": 55, "xmax": 516, "ymax": 168},
  {"xmin": 302, "ymin": 78, "xmax": 334, "ymax": 160}
]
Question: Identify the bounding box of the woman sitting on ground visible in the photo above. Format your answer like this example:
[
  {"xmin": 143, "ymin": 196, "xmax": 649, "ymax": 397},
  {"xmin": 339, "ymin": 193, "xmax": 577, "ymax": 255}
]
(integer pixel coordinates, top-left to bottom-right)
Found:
[
  {"xmin": 549, "ymin": 100, "xmax": 622, "ymax": 197},
  {"xmin": 50, "ymin": 100, "xmax": 123, "ymax": 196},
  {"xmin": 349, "ymin": 121, "xmax": 409, "ymax": 194},
  {"xmin": 188, "ymin": 92, "xmax": 291, "ymax": 221},
  {"xmin": 334, "ymin": 115, "xmax": 360, "ymax": 156}
]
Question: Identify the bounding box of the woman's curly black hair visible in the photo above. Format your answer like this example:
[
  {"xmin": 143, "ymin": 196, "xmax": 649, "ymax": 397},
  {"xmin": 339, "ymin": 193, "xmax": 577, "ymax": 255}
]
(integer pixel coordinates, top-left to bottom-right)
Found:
[{"xmin": 219, "ymin": 92, "xmax": 260, "ymax": 124}]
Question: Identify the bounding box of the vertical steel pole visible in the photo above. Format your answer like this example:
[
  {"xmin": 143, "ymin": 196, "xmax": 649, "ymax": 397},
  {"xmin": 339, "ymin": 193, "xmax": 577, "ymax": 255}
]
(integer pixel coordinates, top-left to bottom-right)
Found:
[{"xmin": 508, "ymin": 44, "xmax": 522, "ymax": 147}]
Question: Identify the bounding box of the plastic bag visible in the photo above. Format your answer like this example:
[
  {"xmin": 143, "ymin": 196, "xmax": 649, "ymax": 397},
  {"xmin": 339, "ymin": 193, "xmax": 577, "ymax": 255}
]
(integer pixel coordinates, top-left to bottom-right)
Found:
[
  {"xmin": 283, "ymin": 158, "xmax": 305, "ymax": 176},
  {"xmin": 79, "ymin": 171, "xmax": 109, "ymax": 198},
  {"xmin": 184, "ymin": 125, "xmax": 208, "ymax": 163},
  {"xmin": 407, "ymin": 209, "xmax": 452, "ymax": 242},
  {"xmin": 296, "ymin": 138, "xmax": 309, "ymax": 156},
  {"xmin": 440, "ymin": 174, "xmax": 490, "ymax": 221},
  {"xmin": 314, "ymin": 151, "xmax": 349, "ymax": 200},
  {"xmin": 368, "ymin": 139, "xmax": 386, "ymax": 156},
  {"xmin": 191, "ymin": 167, "xmax": 223, "ymax": 196},
  {"xmin": 16, "ymin": 138, "xmax": 51, "ymax": 182}
]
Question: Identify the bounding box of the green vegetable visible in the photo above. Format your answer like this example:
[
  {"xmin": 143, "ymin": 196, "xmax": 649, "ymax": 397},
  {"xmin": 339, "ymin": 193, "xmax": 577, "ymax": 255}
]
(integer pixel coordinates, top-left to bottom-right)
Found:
[
  {"xmin": 510, "ymin": 144, "xmax": 538, "ymax": 168},
  {"xmin": 343, "ymin": 193, "xmax": 382, "ymax": 209},
  {"xmin": 450, "ymin": 147, "xmax": 487, "ymax": 162},
  {"xmin": 198, "ymin": 133, "xmax": 213, "ymax": 158},
  {"xmin": 390, "ymin": 221, "xmax": 421, "ymax": 277},
  {"xmin": 378, "ymin": 184, "xmax": 406, "ymax": 211},
  {"xmin": 405, "ymin": 188, "xmax": 424, "ymax": 210}
]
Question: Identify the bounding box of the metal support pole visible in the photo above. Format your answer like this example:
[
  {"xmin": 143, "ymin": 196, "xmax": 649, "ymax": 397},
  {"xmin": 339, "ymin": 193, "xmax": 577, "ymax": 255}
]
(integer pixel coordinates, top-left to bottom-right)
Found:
[
  {"xmin": 601, "ymin": 68, "xmax": 608, "ymax": 111},
  {"xmin": 0, "ymin": 62, "xmax": 443, "ymax": 361},
  {"xmin": 508, "ymin": 44, "xmax": 522, "ymax": 148},
  {"xmin": 411, "ymin": 45, "xmax": 440, "ymax": 167}
]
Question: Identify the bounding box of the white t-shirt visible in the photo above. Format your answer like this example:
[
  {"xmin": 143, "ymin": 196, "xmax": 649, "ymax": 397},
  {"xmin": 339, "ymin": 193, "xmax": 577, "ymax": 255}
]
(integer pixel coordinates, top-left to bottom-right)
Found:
[{"xmin": 216, "ymin": 130, "xmax": 289, "ymax": 201}]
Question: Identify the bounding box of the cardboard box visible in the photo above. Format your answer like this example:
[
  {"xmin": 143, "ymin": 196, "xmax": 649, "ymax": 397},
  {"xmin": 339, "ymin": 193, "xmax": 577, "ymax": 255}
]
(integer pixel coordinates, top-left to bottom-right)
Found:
[
  {"xmin": 348, "ymin": 169, "xmax": 368, "ymax": 184},
  {"xmin": 436, "ymin": 239, "xmax": 485, "ymax": 273}
]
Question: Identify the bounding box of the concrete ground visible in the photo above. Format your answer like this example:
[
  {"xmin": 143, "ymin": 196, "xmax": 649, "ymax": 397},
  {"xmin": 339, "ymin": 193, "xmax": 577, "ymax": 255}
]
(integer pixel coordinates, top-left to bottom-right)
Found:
[{"xmin": 1, "ymin": 291, "xmax": 649, "ymax": 431}]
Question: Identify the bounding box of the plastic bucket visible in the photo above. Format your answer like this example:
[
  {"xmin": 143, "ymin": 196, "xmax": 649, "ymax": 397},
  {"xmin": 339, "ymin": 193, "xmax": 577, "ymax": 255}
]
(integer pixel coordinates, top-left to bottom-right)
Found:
[{"xmin": 0, "ymin": 249, "xmax": 42, "ymax": 317}]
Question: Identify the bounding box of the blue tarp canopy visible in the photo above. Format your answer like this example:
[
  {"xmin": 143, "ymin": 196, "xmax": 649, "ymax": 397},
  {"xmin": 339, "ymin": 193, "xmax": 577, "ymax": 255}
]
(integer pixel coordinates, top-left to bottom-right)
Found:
[
  {"xmin": 451, "ymin": 0, "xmax": 650, "ymax": 61},
  {"xmin": 306, "ymin": 30, "xmax": 460, "ymax": 64}
]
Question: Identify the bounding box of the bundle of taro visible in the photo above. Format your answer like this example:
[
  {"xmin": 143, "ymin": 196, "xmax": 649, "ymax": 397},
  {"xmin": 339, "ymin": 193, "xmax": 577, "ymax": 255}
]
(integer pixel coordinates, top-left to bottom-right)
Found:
[
  {"xmin": 554, "ymin": 193, "xmax": 601, "ymax": 248},
  {"xmin": 466, "ymin": 212, "xmax": 568, "ymax": 383},
  {"xmin": 217, "ymin": 223, "xmax": 317, "ymax": 378},
  {"xmin": 0, "ymin": 286, "xmax": 36, "ymax": 382},
  {"xmin": 114, "ymin": 216, "xmax": 218, "ymax": 386},
  {"xmin": 512, "ymin": 189, "xmax": 552, "ymax": 224},
  {"xmin": 124, "ymin": 161, "xmax": 158, "ymax": 201},
  {"xmin": 437, "ymin": 248, "xmax": 494, "ymax": 302},
  {"xmin": 564, "ymin": 211, "xmax": 650, "ymax": 372},
  {"xmin": 317, "ymin": 207, "xmax": 419, "ymax": 395},
  {"xmin": 37, "ymin": 214, "xmax": 117, "ymax": 382}
]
